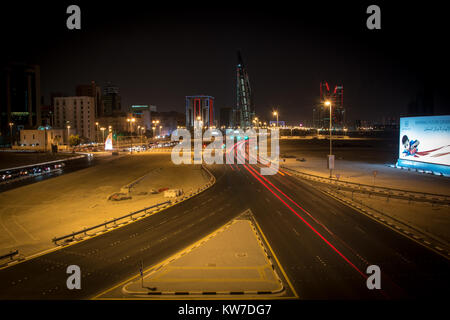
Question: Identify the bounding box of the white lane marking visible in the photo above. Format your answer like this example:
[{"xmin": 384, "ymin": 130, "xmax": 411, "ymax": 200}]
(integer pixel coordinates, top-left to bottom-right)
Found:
[
  {"xmin": 0, "ymin": 214, "xmax": 19, "ymax": 244},
  {"xmin": 292, "ymin": 228, "xmax": 300, "ymax": 237},
  {"xmin": 12, "ymin": 215, "xmax": 38, "ymax": 241}
]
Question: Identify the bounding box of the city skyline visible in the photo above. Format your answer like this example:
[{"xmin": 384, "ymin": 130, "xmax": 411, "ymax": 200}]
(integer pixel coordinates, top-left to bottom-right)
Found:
[{"xmin": 2, "ymin": 2, "xmax": 447, "ymax": 126}]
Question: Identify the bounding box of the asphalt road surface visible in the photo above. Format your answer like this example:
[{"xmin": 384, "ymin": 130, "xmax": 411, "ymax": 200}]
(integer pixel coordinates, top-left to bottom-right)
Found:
[{"xmin": 0, "ymin": 145, "xmax": 448, "ymax": 299}]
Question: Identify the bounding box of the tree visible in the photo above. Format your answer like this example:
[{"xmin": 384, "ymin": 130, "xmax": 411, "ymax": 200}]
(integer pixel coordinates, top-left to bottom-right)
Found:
[{"xmin": 69, "ymin": 134, "xmax": 81, "ymax": 147}]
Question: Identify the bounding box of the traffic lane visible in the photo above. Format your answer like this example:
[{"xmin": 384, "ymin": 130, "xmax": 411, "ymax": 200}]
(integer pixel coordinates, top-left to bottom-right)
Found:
[
  {"xmin": 264, "ymin": 168, "xmax": 450, "ymax": 298},
  {"xmin": 0, "ymin": 166, "xmax": 247, "ymax": 299},
  {"xmin": 228, "ymin": 164, "xmax": 383, "ymax": 299}
]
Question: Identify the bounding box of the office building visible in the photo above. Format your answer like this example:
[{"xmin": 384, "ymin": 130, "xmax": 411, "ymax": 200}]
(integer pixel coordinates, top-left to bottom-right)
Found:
[
  {"xmin": 0, "ymin": 63, "xmax": 41, "ymax": 141},
  {"xmin": 76, "ymin": 81, "xmax": 103, "ymax": 118},
  {"xmin": 102, "ymin": 82, "xmax": 121, "ymax": 115},
  {"xmin": 53, "ymin": 96, "xmax": 96, "ymax": 142},
  {"xmin": 186, "ymin": 95, "xmax": 215, "ymax": 128}
]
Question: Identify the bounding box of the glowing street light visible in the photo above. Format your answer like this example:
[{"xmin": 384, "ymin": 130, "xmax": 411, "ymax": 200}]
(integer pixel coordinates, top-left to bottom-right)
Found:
[
  {"xmin": 8, "ymin": 122, "xmax": 14, "ymax": 145},
  {"xmin": 66, "ymin": 125, "xmax": 71, "ymax": 144},
  {"xmin": 95, "ymin": 122, "xmax": 99, "ymax": 143},
  {"xmin": 273, "ymin": 110, "xmax": 279, "ymax": 127},
  {"xmin": 100, "ymin": 127, "xmax": 106, "ymax": 142},
  {"xmin": 324, "ymin": 100, "xmax": 333, "ymax": 178}
]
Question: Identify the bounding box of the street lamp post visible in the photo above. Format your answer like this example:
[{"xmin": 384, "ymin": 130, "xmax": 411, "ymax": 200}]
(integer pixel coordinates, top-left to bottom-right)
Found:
[
  {"xmin": 127, "ymin": 118, "xmax": 136, "ymax": 153},
  {"xmin": 273, "ymin": 111, "xmax": 279, "ymax": 127},
  {"xmin": 95, "ymin": 122, "xmax": 99, "ymax": 143},
  {"xmin": 8, "ymin": 122, "xmax": 14, "ymax": 146},
  {"xmin": 325, "ymin": 100, "xmax": 333, "ymax": 178},
  {"xmin": 66, "ymin": 125, "xmax": 71, "ymax": 145},
  {"xmin": 100, "ymin": 127, "xmax": 106, "ymax": 142}
]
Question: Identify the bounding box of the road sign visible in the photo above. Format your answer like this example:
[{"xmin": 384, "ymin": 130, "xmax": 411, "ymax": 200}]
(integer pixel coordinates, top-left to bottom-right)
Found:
[
  {"xmin": 373, "ymin": 170, "xmax": 378, "ymax": 185},
  {"xmin": 327, "ymin": 155, "xmax": 335, "ymax": 170}
]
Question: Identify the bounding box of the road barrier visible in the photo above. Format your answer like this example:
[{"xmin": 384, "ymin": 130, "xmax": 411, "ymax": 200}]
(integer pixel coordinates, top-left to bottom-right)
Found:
[
  {"xmin": 281, "ymin": 165, "xmax": 450, "ymax": 206},
  {"xmin": 52, "ymin": 201, "xmax": 171, "ymax": 245},
  {"xmin": 53, "ymin": 164, "xmax": 217, "ymax": 245},
  {"xmin": 0, "ymin": 154, "xmax": 87, "ymax": 186}
]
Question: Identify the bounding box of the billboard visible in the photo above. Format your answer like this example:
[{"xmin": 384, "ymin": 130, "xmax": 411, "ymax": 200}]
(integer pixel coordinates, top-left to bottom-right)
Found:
[{"xmin": 399, "ymin": 115, "xmax": 450, "ymax": 167}]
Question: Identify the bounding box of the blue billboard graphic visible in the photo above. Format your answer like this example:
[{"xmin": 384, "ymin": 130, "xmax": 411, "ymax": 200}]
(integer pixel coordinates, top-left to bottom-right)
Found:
[{"xmin": 397, "ymin": 115, "xmax": 450, "ymax": 175}]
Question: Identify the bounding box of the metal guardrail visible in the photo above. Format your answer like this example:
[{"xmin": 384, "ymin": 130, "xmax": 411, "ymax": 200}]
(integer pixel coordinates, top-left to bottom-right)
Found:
[
  {"xmin": 0, "ymin": 155, "xmax": 85, "ymax": 174},
  {"xmin": 282, "ymin": 165, "xmax": 450, "ymax": 205},
  {"xmin": 52, "ymin": 201, "xmax": 171, "ymax": 244},
  {"xmin": 0, "ymin": 250, "xmax": 19, "ymax": 261},
  {"xmin": 52, "ymin": 164, "xmax": 217, "ymax": 245}
]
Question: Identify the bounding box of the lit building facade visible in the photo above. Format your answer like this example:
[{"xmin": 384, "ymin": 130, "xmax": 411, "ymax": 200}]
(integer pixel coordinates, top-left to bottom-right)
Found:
[
  {"xmin": 53, "ymin": 96, "xmax": 96, "ymax": 142},
  {"xmin": 313, "ymin": 81, "xmax": 345, "ymax": 129},
  {"xmin": 186, "ymin": 95, "xmax": 215, "ymax": 128},
  {"xmin": 76, "ymin": 81, "xmax": 103, "ymax": 118},
  {"xmin": 19, "ymin": 127, "xmax": 64, "ymax": 150},
  {"xmin": 234, "ymin": 51, "xmax": 255, "ymax": 128},
  {"xmin": 131, "ymin": 105, "xmax": 152, "ymax": 131}
]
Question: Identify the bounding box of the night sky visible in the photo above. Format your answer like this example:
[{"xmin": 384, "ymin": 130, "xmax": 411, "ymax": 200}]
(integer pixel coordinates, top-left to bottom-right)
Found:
[{"xmin": 2, "ymin": 1, "xmax": 448, "ymax": 124}]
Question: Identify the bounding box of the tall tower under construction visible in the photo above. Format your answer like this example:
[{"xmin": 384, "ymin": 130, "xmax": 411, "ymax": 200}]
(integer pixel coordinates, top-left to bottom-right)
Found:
[{"xmin": 233, "ymin": 51, "xmax": 255, "ymax": 128}]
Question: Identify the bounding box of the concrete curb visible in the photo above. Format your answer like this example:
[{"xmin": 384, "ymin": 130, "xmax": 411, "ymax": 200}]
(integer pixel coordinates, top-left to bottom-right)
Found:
[{"xmin": 122, "ymin": 216, "xmax": 285, "ymax": 298}]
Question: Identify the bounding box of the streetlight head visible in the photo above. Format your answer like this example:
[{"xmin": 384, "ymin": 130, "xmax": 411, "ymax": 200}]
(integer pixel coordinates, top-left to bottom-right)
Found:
[{"xmin": 324, "ymin": 100, "xmax": 331, "ymax": 106}]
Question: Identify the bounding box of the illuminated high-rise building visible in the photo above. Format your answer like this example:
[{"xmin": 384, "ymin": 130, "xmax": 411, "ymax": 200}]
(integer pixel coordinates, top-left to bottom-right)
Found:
[
  {"xmin": 186, "ymin": 95, "xmax": 215, "ymax": 128},
  {"xmin": 313, "ymin": 81, "xmax": 345, "ymax": 129},
  {"xmin": 102, "ymin": 82, "xmax": 121, "ymax": 115},
  {"xmin": 76, "ymin": 81, "xmax": 103, "ymax": 118},
  {"xmin": 0, "ymin": 63, "xmax": 41, "ymax": 139},
  {"xmin": 234, "ymin": 51, "xmax": 254, "ymax": 128}
]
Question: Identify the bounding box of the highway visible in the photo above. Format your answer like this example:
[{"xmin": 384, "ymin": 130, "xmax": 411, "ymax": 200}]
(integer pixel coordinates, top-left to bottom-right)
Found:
[{"xmin": 0, "ymin": 143, "xmax": 448, "ymax": 299}]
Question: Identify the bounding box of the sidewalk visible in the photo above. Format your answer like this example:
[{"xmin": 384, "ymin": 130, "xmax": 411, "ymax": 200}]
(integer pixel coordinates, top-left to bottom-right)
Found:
[{"xmin": 281, "ymin": 157, "xmax": 450, "ymax": 196}]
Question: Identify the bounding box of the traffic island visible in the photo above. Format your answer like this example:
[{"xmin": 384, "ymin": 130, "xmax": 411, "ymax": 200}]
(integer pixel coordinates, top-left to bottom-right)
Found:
[{"xmin": 103, "ymin": 214, "xmax": 294, "ymax": 299}]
